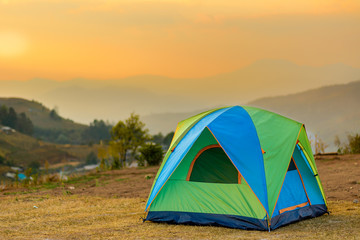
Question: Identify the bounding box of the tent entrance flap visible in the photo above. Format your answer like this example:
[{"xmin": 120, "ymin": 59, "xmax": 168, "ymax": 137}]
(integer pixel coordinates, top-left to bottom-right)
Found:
[
  {"xmin": 187, "ymin": 145, "xmax": 241, "ymax": 184},
  {"xmin": 272, "ymin": 157, "xmax": 309, "ymax": 217}
]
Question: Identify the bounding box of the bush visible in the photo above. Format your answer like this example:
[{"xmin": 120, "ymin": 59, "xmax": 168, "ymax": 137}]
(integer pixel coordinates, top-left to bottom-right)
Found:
[
  {"xmin": 337, "ymin": 133, "xmax": 360, "ymax": 154},
  {"xmin": 49, "ymin": 109, "xmax": 61, "ymax": 121},
  {"xmin": 85, "ymin": 152, "xmax": 98, "ymax": 165},
  {"xmin": 111, "ymin": 157, "xmax": 121, "ymax": 169},
  {"xmin": 139, "ymin": 143, "xmax": 164, "ymax": 166},
  {"xmin": 0, "ymin": 155, "xmax": 5, "ymax": 165},
  {"xmin": 28, "ymin": 161, "xmax": 41, "ymax": 174},
  {"xmin": 348, "ymin": 133, "xmax": 360, "ymax": 153}
]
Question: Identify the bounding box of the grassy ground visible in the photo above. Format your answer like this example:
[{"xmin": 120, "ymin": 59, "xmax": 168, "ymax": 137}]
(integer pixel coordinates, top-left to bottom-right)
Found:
[
  {"xmin": 0, "ymin": 195, "xmax": 359, "ymax": 240},
  {"xmin": 0, "ymin": 155, "xmax": 359, "ymax": 240}
]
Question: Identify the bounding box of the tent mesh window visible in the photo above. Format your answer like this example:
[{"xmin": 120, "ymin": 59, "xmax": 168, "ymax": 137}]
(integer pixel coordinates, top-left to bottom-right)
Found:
[{"xmin": 188, "ymin": 146, "xmax": 240, "ymax": 184}]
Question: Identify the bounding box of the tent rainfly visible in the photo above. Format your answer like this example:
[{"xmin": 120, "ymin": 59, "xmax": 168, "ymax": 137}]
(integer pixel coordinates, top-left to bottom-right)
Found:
[{"xmin": 144, "ymin": 106, "xmax": 328, "ymax": 231}]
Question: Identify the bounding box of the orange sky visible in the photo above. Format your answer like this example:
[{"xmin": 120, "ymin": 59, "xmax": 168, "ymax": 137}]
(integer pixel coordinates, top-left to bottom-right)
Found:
[{"xmin": 0, "ymin": 0, "xmax": 360, "ymax": 80}]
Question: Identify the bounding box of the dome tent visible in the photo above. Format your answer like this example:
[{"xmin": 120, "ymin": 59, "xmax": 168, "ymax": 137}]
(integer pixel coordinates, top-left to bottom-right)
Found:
[{"xmin": 144, "ymin": 106, "xmax": 328, "ymax": 231}]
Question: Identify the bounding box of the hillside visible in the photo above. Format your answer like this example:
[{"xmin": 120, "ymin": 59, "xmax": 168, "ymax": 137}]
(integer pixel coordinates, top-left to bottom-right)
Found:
[
  {"xmin": 0, "ymin": 130, "xmax": 71, "ymax": 166},
  {"xmin": 144, "ymin": 81, "xmax": 360, "ymax": 151},
  {"xmin": 0, "ymin": 129, "xmax": 97, "ymax": 169},
  {"xmin": 249, "ymin": 80, "xmax": 360, "ymax": 150},
  {"xmin": 1, "ymin": 60, "xmax": 360, "ymax": 124},
  {"xmin": 0, "ymin": 98, "xmax": 87, "ymax": 144},
  {"xmin": 143, "ymin": 109, "xmax": 211, "ymax": 135}
]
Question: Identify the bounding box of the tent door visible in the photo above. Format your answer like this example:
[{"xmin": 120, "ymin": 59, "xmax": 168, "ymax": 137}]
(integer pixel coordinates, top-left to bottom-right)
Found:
[
  {"xmin": 186, "ymin": 145, "xmax": 241, "ymax": 184},
  {"xmin": 274, "ymin": 157, "xmax": 310, "ymax": 215}
]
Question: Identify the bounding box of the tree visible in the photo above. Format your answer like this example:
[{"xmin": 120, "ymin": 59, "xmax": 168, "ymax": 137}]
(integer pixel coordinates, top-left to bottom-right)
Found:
[
  {"xmin": 82, "ymin": 119, "xmax": 112, "ymax": 144},
  {"xmin": 334, "ymin": 135, "xmax": 341, "ymax": 152},
  {"xmin": 347, "ymin": 133, "xmax": 360, "ymax": 154},
  {"xmin": 152, "ymin": 132, "xmax": 164, "ymax": 145},
  {"xmin": 138, "ymin": 143, "xmax": 164, "ymax": 166},
  {"xmin": 49, "ymin": 109, "xmax": 61, "ymax": 121},
  {"xmin": 0, "ymin": 155, "xmax": 5, "ymax": 165},
  {"xmin": 16, "ymin": 112, "xmax": 34, "ymax": 135},
  {"xmin": 28, "ymin": 161, "xmax": 41, "ymax": 173},
  {"xmin": 151, "ymin": 131, "xmax": 174, "ymax": 149},
  {"xmin": 3, "ymin": 107, "xmax": 17, "ymax": 128},
  {"xmin": 314, "ymin": 134, "xmax": 328, "ymax": 154},
  {"xmin": 0, "ymin": 105, "xmax": 8, "ymax": 123},
  {"xmin": 85, "ymin": 152, "xmax": 99, "ymax": 165},
  {"xmin": 163, "ymin": 131, "xmax": 175, "ymax": 148},
  {"xmin": 335, "ymin": 133, "xmax": 360, "ymax": 154},
  {"xmin": 44, "ymin": 160, "xmax": 49, "ymax": 175},
  {"xmin": 98, "ymin": 144, "xmax": 109, "ymax": 170},
  {"xmin": 0, "ymin": 105, "xmax": 33, "ymax": 135},
  {"xmin": 110, "ymin": 113, "xmax": 150, "ymax": 167},
  {"xmin": 23, "ymin": 168, "xmax": 32, "ymax": 187}
]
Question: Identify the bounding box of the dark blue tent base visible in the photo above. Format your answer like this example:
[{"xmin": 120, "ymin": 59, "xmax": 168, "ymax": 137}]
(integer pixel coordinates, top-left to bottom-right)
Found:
[
  {"xmin": 270, "ymin": 204, "xmax": 328, "ymax": 230},
  {"xmin": 145, "ymin": 204, "xmax": 328, "ymax": 231},
  {"xmin": 146, "ymin": 211, "xmax": 268, "ymax": 231}
]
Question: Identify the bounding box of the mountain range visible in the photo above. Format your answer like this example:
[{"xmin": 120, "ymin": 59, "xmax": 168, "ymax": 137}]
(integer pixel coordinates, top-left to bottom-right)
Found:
[
  {"xmin": 144, "ymin": 81, "xmax": 360, "ymax": 151},
  {"xmin": 1, "ymin": 59, "xmax": 359, "ymax": 151},
  {"xmin": 1, "ymin": 59, "xmax": 359, "ymax": 125}
]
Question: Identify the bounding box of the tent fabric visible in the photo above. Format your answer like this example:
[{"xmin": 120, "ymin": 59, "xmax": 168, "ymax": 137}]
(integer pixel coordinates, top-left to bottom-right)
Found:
[{"xmin": 144, "ymin": 106, "xmax": 328, "ymax": 231}]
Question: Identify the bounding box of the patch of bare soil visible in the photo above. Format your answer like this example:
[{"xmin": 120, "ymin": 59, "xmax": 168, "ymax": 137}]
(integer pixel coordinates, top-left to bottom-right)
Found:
[{"xmin": 316, "ymin": 154, "xmax": 360, "ymax": 201}]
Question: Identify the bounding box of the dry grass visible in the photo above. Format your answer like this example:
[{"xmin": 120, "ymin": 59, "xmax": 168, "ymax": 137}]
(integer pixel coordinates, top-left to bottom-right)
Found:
[{"xmin": 0, "ymin": 196, "xmax": 359, "ymax": 240}]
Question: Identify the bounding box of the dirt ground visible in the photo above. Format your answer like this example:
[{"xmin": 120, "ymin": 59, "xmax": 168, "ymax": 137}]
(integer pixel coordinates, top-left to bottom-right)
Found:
[
  {"xmin": 315, "ymin": 154, "xmax": 360, "ymax": 201},
  {"xmin": 1, "ymin": 154, "xmax": 360, "ymax": 202},
  {"xmin": 0, "ymin": 154, "xmax": 359, "ymax": 240}
]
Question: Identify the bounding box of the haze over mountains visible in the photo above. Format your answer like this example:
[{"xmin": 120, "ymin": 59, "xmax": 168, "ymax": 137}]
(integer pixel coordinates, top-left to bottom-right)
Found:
[
  {"xmin": 1, "ymin": 59, "xmax": 359, "ymax": 150},
  {"xmin": 1, "ymin": 59, "xmax": 360, "ymax": 125},
  {"xmin": 144, "ymin": 81, "xmax": 360, "ymax": 151}
]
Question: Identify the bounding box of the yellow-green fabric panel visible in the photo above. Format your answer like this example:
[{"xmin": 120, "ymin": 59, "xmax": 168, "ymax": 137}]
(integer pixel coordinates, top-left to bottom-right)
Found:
[
  {"xmin": 171, "ymin": 127, "xmax": 218, "ymax": 180},
  {"xmin": 298, "ymin": 126, "xmax": 317, "ymax": 172},
  {"xmin": 149, "ymin": 180, "xmax": 267, "ymax": 219},
  {"xmin": 298, "ymin": 127, "xmax": 327, "ymax": 206},
  {"xmin": 242, "ymin": 106, "xmax": 303, "ymax": 217},
  {"xmin": 169, "ymin": 107, "xmax": 228, "ymax": 151}
]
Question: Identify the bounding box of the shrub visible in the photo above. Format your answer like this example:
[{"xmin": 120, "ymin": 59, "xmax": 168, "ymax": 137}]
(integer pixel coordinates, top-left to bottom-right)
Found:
[
  {"xmin": 336, "ymin": 133, "xmax": 360, "ymax": 154},
  {"xmin": 28, "ymin": 161, "xmax": 41, "ymax": 173},
  {"xmin": 0, "ymin": 155, "xmax": 5, "ymax": 165},
  {"xmin": 111, "ymin": 157, "xmax": 121, "ymax": 169},
  {"xmin": 139, "ymin": 143, "xmax": 164, "ymax": 166},
  {"xmin": 348, "ymin": 133, "xmax": 360, "ymax": 153},
  {"xmin": 85, "ymin": 152, "xmax": 98, "ymax": 165}
]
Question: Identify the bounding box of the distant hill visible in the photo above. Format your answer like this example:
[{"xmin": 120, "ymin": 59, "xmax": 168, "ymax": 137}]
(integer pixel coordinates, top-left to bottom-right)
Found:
[
  {"xmin": 249, "ymin": 80, "xmax": 360, "ymax": 150},
  {"xmin": 143, "ymin": 81, "xmax": 360, "ymax": 151},
  {"xmin": 0, "ymin": 130, "xmax": 73, "ymax": 167},
  {"xmin": 0, "ymin": 128, "xmax": 97, "ymax": 179},
  {"xmin": 0, "ymin": 98, "xmax": 86, "ymax": 144},
  {"xmin": 143, "ymin": 109, "xmax": 210, "ymax": 135},
  {"xmin": 1, "ymin": 59, "xmax": 359, "ymax": 124}
]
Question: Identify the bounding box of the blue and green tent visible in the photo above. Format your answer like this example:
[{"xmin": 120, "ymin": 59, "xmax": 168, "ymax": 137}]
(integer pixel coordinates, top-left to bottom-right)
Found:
[{"xmin": 144, "ymin": 106, "xmax": 328, "ymax": 230}]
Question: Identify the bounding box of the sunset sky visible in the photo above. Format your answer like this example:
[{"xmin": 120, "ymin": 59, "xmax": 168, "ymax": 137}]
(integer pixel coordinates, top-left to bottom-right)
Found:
[{"xmin": 1, "ymin": 0, "xmax": 360, "ymax": 81}]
